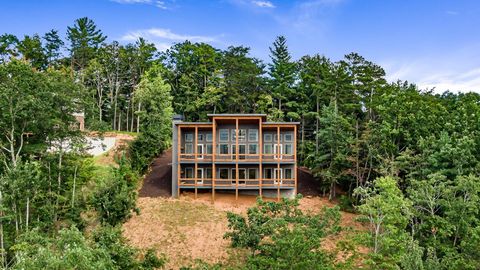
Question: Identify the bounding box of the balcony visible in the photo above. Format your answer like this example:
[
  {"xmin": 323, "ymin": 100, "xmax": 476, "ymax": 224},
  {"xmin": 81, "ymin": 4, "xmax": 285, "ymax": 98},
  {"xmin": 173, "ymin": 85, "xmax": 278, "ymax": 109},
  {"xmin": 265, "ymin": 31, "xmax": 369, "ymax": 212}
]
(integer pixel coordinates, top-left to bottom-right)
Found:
[{"xmin": 178, "ymin": 178, "xmax": 295, "ymax": 188}]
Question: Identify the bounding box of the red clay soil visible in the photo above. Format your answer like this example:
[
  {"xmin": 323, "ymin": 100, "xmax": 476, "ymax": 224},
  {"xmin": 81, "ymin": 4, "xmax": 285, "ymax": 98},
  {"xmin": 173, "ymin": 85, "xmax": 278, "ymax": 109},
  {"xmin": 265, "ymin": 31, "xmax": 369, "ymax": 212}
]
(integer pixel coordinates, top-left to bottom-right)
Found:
[{"xmin": 138, "ymin": 149, "xmax": 322, "ymax": 198}]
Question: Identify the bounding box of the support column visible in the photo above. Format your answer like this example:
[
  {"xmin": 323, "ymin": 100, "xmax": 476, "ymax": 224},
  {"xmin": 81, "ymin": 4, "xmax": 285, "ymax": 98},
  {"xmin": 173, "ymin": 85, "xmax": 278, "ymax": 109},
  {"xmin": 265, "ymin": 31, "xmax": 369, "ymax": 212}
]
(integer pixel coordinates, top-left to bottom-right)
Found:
[
  {"xmin": 177, "ymin": 126, "xmax": 182, "ymax": 197},
  {"xmin": 194, "ymin": 126, "xmax": 198, "ymax": 199},
  {"xmin": 212, "ymin": 119, "xmax": 216, "ymax": 202},
  {"xmin": 277, "ymin": 125, "xmax": 280, "ymax": 201},
  {"xmin": 258, "ymin": 118, "xmax": 263, "ymax": 198},
  {"xmin": 235, "ymin": 119, "xmax": 239, "ymax": 202},
  {"xmin": 294, "ymin": 125, "xmax": 297, "ymax": 195}
]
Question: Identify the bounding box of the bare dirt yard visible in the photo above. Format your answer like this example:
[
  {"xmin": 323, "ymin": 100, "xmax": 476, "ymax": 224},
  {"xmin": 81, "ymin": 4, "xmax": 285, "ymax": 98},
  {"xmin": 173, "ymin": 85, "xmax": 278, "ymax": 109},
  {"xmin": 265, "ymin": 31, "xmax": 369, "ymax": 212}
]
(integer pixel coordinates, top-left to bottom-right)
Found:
[{"xmin": 123, "ymin": 149, "xmax": 365, "ymax": 269}]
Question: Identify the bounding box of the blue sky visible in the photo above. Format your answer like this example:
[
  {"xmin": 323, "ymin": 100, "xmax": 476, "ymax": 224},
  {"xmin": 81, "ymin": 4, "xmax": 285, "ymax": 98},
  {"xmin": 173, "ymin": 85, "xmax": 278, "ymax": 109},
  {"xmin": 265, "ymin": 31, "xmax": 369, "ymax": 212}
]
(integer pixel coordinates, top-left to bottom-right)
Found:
[{"xmin": 1, "ymin": 0, "xmax": 479, "ymax": 92}]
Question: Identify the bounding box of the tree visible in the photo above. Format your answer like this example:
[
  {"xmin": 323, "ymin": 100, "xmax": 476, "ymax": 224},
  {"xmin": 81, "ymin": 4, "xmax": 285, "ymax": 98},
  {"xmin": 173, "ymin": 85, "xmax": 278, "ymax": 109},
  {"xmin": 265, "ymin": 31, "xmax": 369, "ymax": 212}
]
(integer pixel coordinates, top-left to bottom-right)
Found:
[
  {"xmin": 354, "ymin": 177, "xmax": 412, "ymax": 268},
  {"xmin": 129, "ymin": 64, "xmax": 173, "ymax": 172},
  {"xmin": 17, "ymin": 34, "xmax": 47, "ymax": 69},
  {"xmin": 67, "ymin": 17, "xmax": 107, "ymax": 71},
  {"xmin": 224, "ymin": 196, "xmax": 345, "ymax": 270},
  {"xmin": 268, "ymin": 36, "xmax": 296, "ymax": 121},
  {"xmin": 43, "ymin": 29, "xmax": 64, "ymax": 66}
]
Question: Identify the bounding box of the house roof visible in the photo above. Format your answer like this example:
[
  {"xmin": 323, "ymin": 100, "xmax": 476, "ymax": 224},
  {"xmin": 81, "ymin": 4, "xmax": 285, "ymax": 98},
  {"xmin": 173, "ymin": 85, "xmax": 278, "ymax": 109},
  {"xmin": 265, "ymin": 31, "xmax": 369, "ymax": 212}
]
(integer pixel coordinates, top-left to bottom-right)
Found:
[{"xmin": 207, "ymin": 113, "xmax": 267, "ymax": 121}]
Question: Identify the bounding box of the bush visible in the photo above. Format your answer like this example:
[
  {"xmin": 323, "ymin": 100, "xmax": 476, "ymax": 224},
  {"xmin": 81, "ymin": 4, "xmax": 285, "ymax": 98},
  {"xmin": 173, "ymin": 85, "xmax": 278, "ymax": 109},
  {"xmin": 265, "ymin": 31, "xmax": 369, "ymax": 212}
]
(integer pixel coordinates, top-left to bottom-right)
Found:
[{"xmin": 92, "ymin": 155, "xmax": 139, "ymax": 226}]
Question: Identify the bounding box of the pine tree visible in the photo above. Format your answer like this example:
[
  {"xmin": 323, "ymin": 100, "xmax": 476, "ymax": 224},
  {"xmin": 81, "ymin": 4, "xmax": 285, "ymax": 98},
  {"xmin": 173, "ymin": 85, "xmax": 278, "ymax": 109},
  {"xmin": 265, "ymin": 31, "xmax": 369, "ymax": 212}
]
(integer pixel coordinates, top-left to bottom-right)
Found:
[
  {"xmin": 67, "ymin": 17, "xmax": 107, "ymax": 71},
  {"xmin": 268, "ymin": 36, "xmax": 296, "ymax": 121}
]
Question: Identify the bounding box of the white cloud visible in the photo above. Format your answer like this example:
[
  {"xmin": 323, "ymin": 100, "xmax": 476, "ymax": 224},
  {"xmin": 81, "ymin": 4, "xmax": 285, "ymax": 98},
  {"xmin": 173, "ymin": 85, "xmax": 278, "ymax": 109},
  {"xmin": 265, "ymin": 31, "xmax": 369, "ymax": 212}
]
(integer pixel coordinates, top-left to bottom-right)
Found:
[
  {"xmin": 110, "ymin": 0, "xmax": 169, "ymax": 9},
  {"xmin": 446, "ymin": 10, "xmax": 459, "ymax": 16},
  {"xmin": 384, "ymin": 61, "xmax": 480, "ymax": 93},
  {"xmin": 120, "ymin": 28, "xmax": 219, "ymax": 51},
  {"xmin": 252, "ymin": 1, "xmax": 275, "ymax": 8}
]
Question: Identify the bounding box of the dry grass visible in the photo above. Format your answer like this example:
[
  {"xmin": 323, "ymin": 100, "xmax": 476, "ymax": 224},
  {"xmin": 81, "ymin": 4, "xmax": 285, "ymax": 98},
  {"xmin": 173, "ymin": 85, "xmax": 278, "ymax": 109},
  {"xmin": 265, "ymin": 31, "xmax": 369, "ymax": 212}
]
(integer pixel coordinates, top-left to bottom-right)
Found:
[{"xmin": 122, "ymin": 193, "xmax": 367, "ymax": 269}]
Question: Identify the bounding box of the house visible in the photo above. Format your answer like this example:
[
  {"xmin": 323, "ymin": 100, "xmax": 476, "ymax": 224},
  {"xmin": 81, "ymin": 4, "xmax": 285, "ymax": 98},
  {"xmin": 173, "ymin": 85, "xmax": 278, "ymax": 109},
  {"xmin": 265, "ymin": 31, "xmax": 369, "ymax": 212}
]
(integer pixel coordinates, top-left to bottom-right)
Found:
[{"xmin": 172, "ymin": 114, "xmax": 299, "ymax": 200}]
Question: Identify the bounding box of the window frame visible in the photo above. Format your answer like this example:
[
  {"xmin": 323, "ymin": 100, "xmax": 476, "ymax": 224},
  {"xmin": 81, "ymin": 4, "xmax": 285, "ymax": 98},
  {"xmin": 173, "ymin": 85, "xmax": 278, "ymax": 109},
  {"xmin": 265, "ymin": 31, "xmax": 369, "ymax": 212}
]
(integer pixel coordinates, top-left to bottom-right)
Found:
[
  {"xmin": 185, "ymin": 133, "xmax": 193, "ymax": 142},
  {"xmin": 284, "ymin": 168, "xmax": 293, "ymax": 179},
  {"xmin": 248, "ymin": 143, "xmax": 258, "ymax": 154},
  {"xmin": 248, "ymin": 129, "xmax": 258, "ymax": 142},
  {"xmin": 284, "ymin": 143, "xmax": 293, "ymax": 155},
  {"xmin": 206, "ymin": 133, "xmax": 213, "ymax": 142},
  {"xmin": 219, "ymin": 129, "xmax": 229, "ymax": 142},
  {"xmin": 263, "ymin": 143, "xmax": 273, "ymax": 154},
  {"xmin": 197, "ymin": 133, "xmax": 204, "ymax": 141},
  {"xmin": 219, "ymin": 168, "xmax": 229, "ymax": 179},
  {"xmin": 264, "ymin": 133, "xmax": 273, "ymax": 142},
  {"xmin": 184, "ymin": 167, "xmax": 194, "ymax": 179},
  {"xmin": 248, "ymin": 168, "xmax": 257, "ymax": 179},
  {"xmin": 219, "ymin": 143, "xmax": 229, "ymax": 155},
  {"xmin": 184, "ymin": 143, "xmax": 193, "ymax": 154},
  {"xmin": 284, "ymin": 133, "xmax": 293, "ymax": 142}
]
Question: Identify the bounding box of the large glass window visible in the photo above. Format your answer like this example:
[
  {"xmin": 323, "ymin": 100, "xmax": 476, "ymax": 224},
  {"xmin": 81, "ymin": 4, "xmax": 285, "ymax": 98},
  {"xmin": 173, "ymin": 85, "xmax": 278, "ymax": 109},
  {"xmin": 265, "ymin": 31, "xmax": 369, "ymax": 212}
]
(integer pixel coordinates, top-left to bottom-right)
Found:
[
  {"xmin": 264, "ymin": 168, "xmax": 273, "ymax": 179},
  {"xmin": 219, "ymin": 129, "xmax": 229, "ymax": 142},
  {"xmin": 231, "ymin": 129, "xmax": 246, "ymax": 142},
  {"xmin": 249, "ymin": 144, "xmax": 258, "ymax": 154},
  {"xmin": 184, "ymin": 167, "xmax": 193, "ymax": 178},
  {"xmin": 284, "ymin": 144, "xmax": 293, "ymax": 155},
  {"xmin": 219, "ymin": 168, "xmax": 229, "ymax": 179},
  {"xmin": 185, "ymin": 133, "xmax": 193, "ymax": 142},
  {"xmin": 248, "ymin": 168, "xmax": 257, "ymax": 179},
  {"xmin": 184, "ymin": 143, "xmax": 193, "ymax": 154},
  {"xmin": 205, "ymin": 168, "xmax": 213, "ymax": 179},
  {"xmin": 284, "ymin": 168, "xmax": 293, "ymax": 179},
  {"xmin": 219, "ymin": 144, "xmax": 229, "ymax": 154},
  {"xmin": 206, "ymin": 133, "xmax": 213, "ymax": 142},
  {"xmin": 264, "ymin": 133, "xmax": 273, "ymax": 142},
  {"xmin": 248, "ymin": 129, "xmax": 258, "ymax": 142},
  {"xmin": 284, "ymin": 133, "xmax": 293, "ymax": 142},
  {"xmin": 205, "ymin": 143, "xmax": 213, "ymax": 154},
  {"xmin": 197, "ymin": 133, "xmax": 204, "ymax": 141},
  {"xmin": 264, "ymin": 144, "xmax": 273, "ymax": 154}
]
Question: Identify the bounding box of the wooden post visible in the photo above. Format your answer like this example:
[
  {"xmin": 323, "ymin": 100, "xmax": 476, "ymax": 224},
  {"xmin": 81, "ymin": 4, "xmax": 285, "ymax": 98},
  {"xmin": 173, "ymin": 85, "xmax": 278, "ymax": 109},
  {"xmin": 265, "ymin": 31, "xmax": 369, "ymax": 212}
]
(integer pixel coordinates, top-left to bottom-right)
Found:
[
  {"xmin": 277, "ymin": 125, "xmax": 281, "ymax": 201},
  {"xmin": 194, "ymin": 126, "xmax": 198, "ymax": 199},
  {"xmin": 294, "ymin": 125, "xmax": 297, "ymax": 195},
  {"xmin": 177, "ymin": 125, "xmax": 181, "ymax": 197},
  {"xmin": 212, "ymin": 118, "xmax": 216, "ymax": 202},
  {"xmin": 259, "ymin": 117, "xmax": 263, "ymax": 198},
  {"xmin": 235, "ymin": 119, "xmax": 239, "ymax": 203}
]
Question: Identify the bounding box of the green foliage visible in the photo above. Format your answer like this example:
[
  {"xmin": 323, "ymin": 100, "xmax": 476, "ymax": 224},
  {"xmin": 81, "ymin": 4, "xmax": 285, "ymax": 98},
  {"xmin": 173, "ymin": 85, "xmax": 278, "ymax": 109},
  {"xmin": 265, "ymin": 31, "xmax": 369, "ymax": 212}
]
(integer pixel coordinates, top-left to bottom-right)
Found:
[
  {"xmin": 128, "ymin": 64, "xmax": 173, "ymax": 172},
  {"xmin": 224, "ymin": 196, "xmax": 345, "ymax": 270},
  {"xmin": 92, "ymin": 156, "xmax": 140, "ymax": 226}
]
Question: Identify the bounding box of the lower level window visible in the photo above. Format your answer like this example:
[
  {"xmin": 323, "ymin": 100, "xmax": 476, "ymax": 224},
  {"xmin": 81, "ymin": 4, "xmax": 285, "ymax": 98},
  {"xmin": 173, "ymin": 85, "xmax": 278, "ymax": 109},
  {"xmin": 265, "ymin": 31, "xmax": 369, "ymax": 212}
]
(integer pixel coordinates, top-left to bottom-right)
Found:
[
  {"xmin": 219, "ymin": 144, "xmax": 229, "ymax": 154},
  {"xmin": 248, "ymin": 168, "xmax": 257, "ymax": 179},
  {"xmin": 219, "ymin": 168, "xmax": 229, "ymax": 179},
  {"xmin": 264, "ymin": 168, "xmax": 272, "ymax": 179},
  {"xmin": 284, "ymin": 168, "xmax": 293, "ymax": 179},
  {"xmin": 184, "ymin": 167, "xmax": 193, "ymax": 178}
]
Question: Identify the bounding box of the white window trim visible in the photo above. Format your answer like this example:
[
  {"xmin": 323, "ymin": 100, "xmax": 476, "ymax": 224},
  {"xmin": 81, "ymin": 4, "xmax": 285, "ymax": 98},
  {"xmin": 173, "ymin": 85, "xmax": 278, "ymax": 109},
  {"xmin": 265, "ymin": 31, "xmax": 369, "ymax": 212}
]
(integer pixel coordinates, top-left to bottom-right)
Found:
[
  {"xmin": 197, "ymin": 144, "xmax": 204, "ymax": 159},
  {"xmin": 184, "ymin": 143, "xmax": 193, "ymax": 154},
  {"xmin": 248, "ymin": 129, "xmax": 258, "ymax": 142},
  {"xmin": 264, "ymin": 133, "xmax": 273, "ymax": 142},
  {"xmin": 249, "ymin": 143, "xmax": 258, "ymax": 154},
  {"xmin": 284, "ymin": 133, "xmax": 293, "ymax": 142},
  {"xmin": 196, "ymin": 168, "xmax": 204, "ymax": 184},
  {"xmin": 219, "ymin": 129, "xmax": 229, "ymax": 142},
  {"xmin": 284, "ymin": 143, "xmax": 293, "ymax": 155},
  {"xmin": 274, "ymin": 168, "xmax": 283, "ymax": 184},
  {"xmin": 218, "ymin": 143, "xmax": 229, "ymax": 155}
]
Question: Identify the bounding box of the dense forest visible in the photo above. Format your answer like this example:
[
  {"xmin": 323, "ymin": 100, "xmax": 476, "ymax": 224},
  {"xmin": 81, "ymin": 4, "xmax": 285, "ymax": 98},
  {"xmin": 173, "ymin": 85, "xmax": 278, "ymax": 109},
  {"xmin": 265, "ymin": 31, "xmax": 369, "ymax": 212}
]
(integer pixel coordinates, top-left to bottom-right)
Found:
[{"xmin": 1, "ymin": 17, "xmax": 479, "ymax": 269}]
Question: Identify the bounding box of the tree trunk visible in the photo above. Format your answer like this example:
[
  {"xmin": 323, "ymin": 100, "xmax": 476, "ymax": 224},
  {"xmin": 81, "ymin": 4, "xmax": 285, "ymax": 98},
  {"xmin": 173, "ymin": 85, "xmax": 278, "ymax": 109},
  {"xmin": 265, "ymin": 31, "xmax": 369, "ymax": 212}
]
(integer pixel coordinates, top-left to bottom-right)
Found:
[
  {"xmin": 25, "ymin": 196, "xmax": 29, "ymax": 231},
  {"xmin": 0, "ymin": 190, "xmax": 5, "ymax": 268},
  {"xmin": 136, "ymin": 102, "xmax": 141, "ymax": 133},
  {"xmin": 71, "ymin": 165, "xmax": 77, "ymax": 208}
]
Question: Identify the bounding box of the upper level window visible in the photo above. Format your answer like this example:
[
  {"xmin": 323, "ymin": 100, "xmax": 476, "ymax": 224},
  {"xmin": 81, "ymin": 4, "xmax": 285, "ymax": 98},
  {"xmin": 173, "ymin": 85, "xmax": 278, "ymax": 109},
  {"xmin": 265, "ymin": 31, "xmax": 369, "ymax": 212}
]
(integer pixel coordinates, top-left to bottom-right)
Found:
[
  {"xmin": 184, "ymin": 143, "xmax": 193, "ymax": 154},
  {"xmin": 205, "ymin": 143, "xmax": 213, "ymax": 154},
  {"xmin": 284, "ymin": 133, "xmax": 293, "ymax": 142},
  {"xmin": 264, "ymin": 133, "xmax": 273, "ymax": 142},
  {"xmin": 232, "ymin": 129, "xmax": 246, "ymax": 142},
  {"xmin": 219, "ymin": 129, "xmax": 229, "ymax": 142},
  {"xmin": 264, "ymin": 144, "xmax": 273, "ymax": 154},
  {"xmin": 284, "ymin": 144, "xmax": 293, "ymax": 155},
  {"xmin": 197, "ymin": 133, "xmax": 204, "ymax": 141},
  {"xmin": 248, "ymin": 129, "xmax": 258, "ymax": 142},
  {"xmin": 206, "ymin": 133, "xmax": 213, "ymax": 142},
  {"xmin": 219, "ymin": 144, "xmax": 229, "ymax": 154},
  {"xmin": 185, "ymin": 133, "xmax": 193, "ymax": 142},
  {"xmin": 249, "ymin": 144, "xmax": 258, "ymax": 154}
]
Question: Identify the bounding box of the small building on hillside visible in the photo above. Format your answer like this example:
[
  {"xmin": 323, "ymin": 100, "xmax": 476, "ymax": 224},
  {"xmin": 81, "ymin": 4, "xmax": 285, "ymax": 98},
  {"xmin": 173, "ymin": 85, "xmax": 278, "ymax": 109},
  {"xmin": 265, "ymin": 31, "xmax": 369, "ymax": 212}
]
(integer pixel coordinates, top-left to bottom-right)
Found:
[
  {"xmin": 72, "ymin": 112, "xmax": 85, "ymax": 131},
  {"xmin": 172, "ymin": 114, "xmax": 299, "ymax": 200}
]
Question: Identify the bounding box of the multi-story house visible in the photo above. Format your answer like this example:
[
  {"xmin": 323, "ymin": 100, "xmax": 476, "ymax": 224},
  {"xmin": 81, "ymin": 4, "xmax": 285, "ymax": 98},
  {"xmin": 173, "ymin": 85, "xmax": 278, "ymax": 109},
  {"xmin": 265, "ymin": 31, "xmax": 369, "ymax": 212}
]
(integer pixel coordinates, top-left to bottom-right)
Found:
[{"xmin": 172, "ymin": 114, "xmax": 298, "ymax": 200}]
